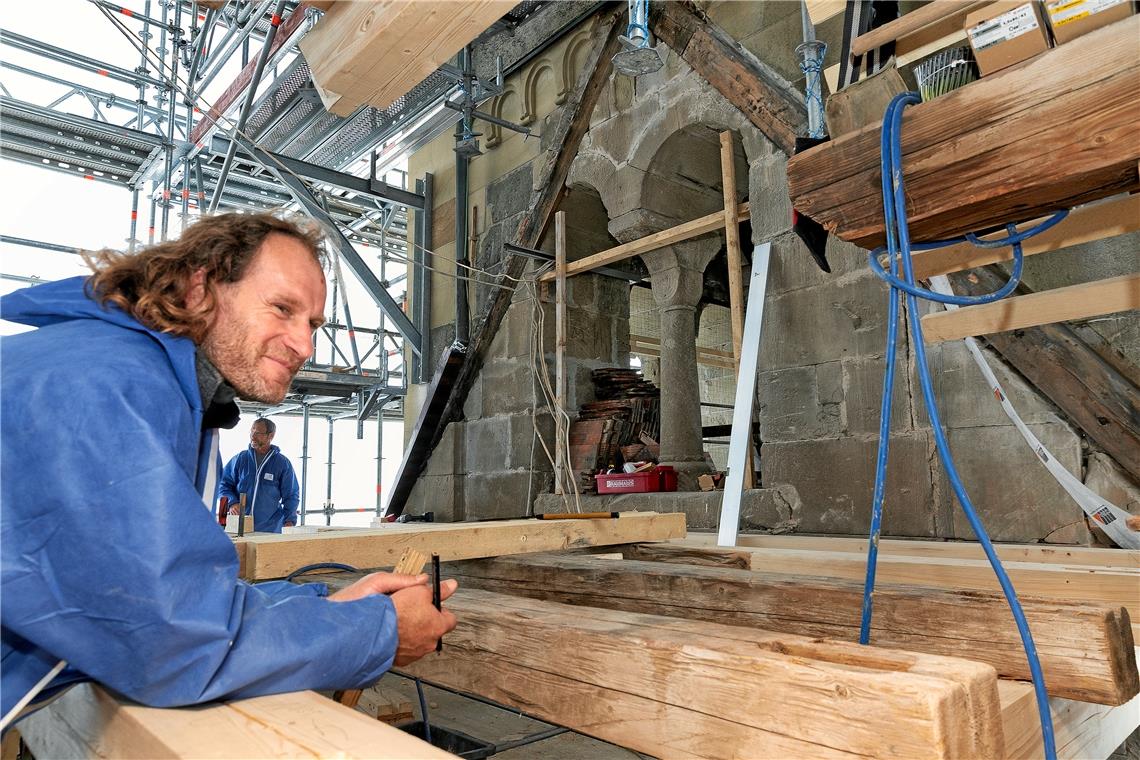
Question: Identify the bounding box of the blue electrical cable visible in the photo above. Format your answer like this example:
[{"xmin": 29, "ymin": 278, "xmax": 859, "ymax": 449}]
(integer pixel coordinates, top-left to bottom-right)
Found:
[{"xmin": 860, "ymin": 91, "xmax": 1062, "ymax": 760}]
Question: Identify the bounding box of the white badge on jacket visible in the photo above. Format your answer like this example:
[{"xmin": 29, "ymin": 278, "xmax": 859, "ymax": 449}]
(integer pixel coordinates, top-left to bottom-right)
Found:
[{"xmin": 264, "ymin": 473, "xmax": 274, "ymax": 481}]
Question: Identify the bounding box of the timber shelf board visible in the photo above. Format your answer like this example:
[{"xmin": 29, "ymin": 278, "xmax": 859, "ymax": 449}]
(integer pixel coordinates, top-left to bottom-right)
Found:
[
  {"xmin": 789, "ymin": 15, "xmax": 1140, "ymax": 249},
  {"xmin": 448, "ymin": 553, "xmax": 1140, "ymax": 705},
  {"xmin": 236, "ymin": 511, "xmax": 686, "ymax": 580}
]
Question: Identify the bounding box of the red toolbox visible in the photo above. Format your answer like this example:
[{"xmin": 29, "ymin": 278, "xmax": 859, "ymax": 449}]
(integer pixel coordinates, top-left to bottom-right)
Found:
[{"xmin": 595, "ymin": 466, "xmax": 678, "ymax": 494}]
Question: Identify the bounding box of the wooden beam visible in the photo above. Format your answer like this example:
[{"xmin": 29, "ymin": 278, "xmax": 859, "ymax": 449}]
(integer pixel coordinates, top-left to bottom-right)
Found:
[
  {"xmin": 851, "ymin": 1, "xmax": 989, "ymax": 56},
  {"xmin": 300, "ymin": 1, "xmax": 516, "ymax": 116},
  {"xmin": 620, "ymin": 543, "xmax": 1140, "ymax": 638},
  {"xmin": 806, "ymin": 0, "xmax": 846, "ymax": 25},
  {"xmin": 236, "ymin": 511, "xmax": 686, "ymax": 580},
  {"xmin": 537, "ymin": 203, "xmax": 750, "ymax": 282},
  {"xmin": 17, "ymin": 684, "xmax": 449, "ymax": 759},
  {"xmin": 1000, "ymin": 675, "xmax": 1140, "ymax": 759},
  {"xmin": 681, "ymin": 532, "xmax": 1140, "ymax": 568},
  {"xmin": 921, "ymin": 273, "xmax": 1140, "ymax": 344},
  {"xmin": 630, "ymin": 334, "xmax": 737, "ymax": 369},
  {"xmin": 948, "ymin": 266, "xmax": 1140, "ymax": 482},
  {"xmin": 720, "ymin": 131, "xmax": 753, "ymax": 488},
  {"xmin": 399, "ymin": 588, "xmax": 1003, "ymax": 759},
  {"xmin": 650, "ymin": 1, "xmax": 805, "ymax": 154},
  {"xmin": 910, "ymin": 194, "xmax": 1140, "ymax": 280},
  {"xmin": 447, "ymin": 553, "xmax": 1139, "ymax": 704},
  {"xmin": 413, "ymin": 8, "xmax": 626, "ymax": 488},
  {"xmin": 554, "ymin": 210, "xmax": 567, "ymax": 495},
  {"xmin": 789, "ymin": 16, "xmax": 1140, "ymax": 248}
]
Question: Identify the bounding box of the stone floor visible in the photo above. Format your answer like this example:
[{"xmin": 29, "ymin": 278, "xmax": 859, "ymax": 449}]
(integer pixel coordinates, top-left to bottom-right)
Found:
[{"xmin": 359, "ymin": 673, "xmax": 650, "ymax": 759}]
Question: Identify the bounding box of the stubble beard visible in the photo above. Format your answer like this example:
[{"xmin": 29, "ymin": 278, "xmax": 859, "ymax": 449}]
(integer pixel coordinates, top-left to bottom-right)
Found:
[{"xmin": 200, "ymin": 311, "xmax": 294, "ymax": 404}]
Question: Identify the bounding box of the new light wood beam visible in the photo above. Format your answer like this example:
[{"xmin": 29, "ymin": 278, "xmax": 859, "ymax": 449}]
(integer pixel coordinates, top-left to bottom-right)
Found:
[
  {"xmin": 235, "ymin": 511, "xmax": 686, "ymax": 580},
  {"xmin": 920, "ymin": 273, "xmax": 1140, "ymax": 343},
  {"xmin": 538, "ymin": 203, "xmax": 750, "ymax": 282},
  {"xmin": 720, "ymin": 130, "xmax": 753, "ymax": 488},
  {"xmin": 17, "ymin": 684, "xmax": 450, "ymax": 759},
  {"xmin": 398, "ymin": 588, "xmax": 1003, "ymax": 759},
  {"xmin": 851, "ymin": 1, "xmax": 989, "ymax": 56},
  {"xmin": 449, "ymin": 553, "xmax": 1139, "ymax": 704},
  {"xmin": 909, "ymin": 194, "xmax": 1140, "ymax": 280}
]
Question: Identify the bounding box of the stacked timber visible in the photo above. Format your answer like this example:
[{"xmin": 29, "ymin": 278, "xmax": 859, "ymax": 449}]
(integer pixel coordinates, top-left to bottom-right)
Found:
[
  {"xmin": 568, "ymin": 368, "xmax": 661, "ymax": 492},
  {"xmin": 786, "ymin": 16, "xmax": 1140, "ymax": 248}
]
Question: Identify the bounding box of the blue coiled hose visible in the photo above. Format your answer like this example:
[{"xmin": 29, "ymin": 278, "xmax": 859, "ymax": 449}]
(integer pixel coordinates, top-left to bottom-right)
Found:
[{"xmin": 860, "ymin": 91, "xmax": 1064, "ymax": 760}]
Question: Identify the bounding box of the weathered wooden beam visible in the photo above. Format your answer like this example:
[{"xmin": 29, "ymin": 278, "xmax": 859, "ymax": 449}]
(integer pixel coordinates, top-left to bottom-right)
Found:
[
  {"xmin": 682, "ymin": 532, "xmax": 1140, "ymax": 568},
  {"xmin": 948, "ymin": 266, "xmax": 1140, "ymax": 482},
  {"xmin": 447, "ymin": 553, "xmax": 1139, "ymax": 705},
  {"xmin": 416, "ymin": 8, "xmax": 626, "ymax": 476},
  {"xmin": 399, "ymin": 588, "xmax": 1003, "ymax": 759},
  {"xmin": 235, "ymin": 511, "xmax": 686, "ymax": 580},
  {"xmin": 17, "ymin": 684, "xmax": 449, "ymax": 759},
  {"xmin": 649, "ymin": 1, "xmax": 805, "ymax": 155},
  {"xmin": 788, "ymin": 16, "xmax": 1140, "ymax": 248},
  {"xmin": 1000, "ymin": 675, "xmax": 1140, "ymax": 759},
  {"xmin": 617, "ymin": 542, "xmax": 1140, "ymax": 637}
]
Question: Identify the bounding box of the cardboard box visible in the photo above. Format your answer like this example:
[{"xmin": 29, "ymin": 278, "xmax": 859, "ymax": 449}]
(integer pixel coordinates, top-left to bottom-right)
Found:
[
  {"xmin": 966, "ymin": 2, "xmax": 1052, "ymax": 75},
  {"xmin": 1045, "ymin": 0, "xmax": 1135, "ymax": 43}
]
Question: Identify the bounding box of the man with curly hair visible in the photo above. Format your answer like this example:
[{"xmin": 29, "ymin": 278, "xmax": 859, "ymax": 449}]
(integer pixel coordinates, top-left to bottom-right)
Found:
[{"xmin": 0, "ymin": 212, "xmax": 456, "ymax": 730}]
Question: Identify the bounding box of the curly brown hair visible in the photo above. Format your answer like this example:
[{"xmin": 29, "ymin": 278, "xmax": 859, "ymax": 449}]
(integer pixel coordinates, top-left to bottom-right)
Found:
[{"xmin": 86, "ymin": 212, "xmax": 326, "ymax": 343}]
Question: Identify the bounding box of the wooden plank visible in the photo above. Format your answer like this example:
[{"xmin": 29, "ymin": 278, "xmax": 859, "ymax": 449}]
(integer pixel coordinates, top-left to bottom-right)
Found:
[
  {"xmin": 399, "ymin": 588, "xmax": 1002, "ymax": 759},
  {"xmin": 448, "ymin": 553, "xmax": 1140, "ymax": 704},
  {"xmin": 300, "ymin": 1, "xmax": 515, "ymax": 117},
  {"xmin": 414, "ymin": 8, "xmax": 626, "ymax": 489},
  {"xmin": 950, "ymin": 265, "xmax": 1140, "ymax": 483},
  {"xmin": 910, "ymin": 194, "xmax": 1140, "ymax": 279},
  {"xmin": 681, "ymin": 532, "xmax": 1140, "ymax": 568},
  {"xmin": 720, "ymin": 131, "xmax": 753, "ymax": 489},
  {"xmin": 806, "ymin": 0, "xmax": 846, "ymax": 25},
  {"xmin": 650, "ymin": 1, "xmax": 805, "ymax": 154},
  {"xmin": 921, "ymin": 273, "xmax": 1140, "ymax": 343},
  {"xmin": 622, "ymin": 543, "xmax": 1140, "ymax": 637},
  {"xmin": 17, "ymin": 684, "xmax": 449, "ymax": 759},
  {"xmin": 790, "ymin": 16, "xmax": 1140, "ymax": 248},
  {"xmin": 537, "ymin": 203, "xmax": 750, "ymax": 282},
  {"xmin": 238, "ymin": 511, "xmax": 686, "ymax": 580},
  {"xmin": 851, "ymin": 1, "xmax": 989, "ymax": 56},
  {"xmin": 630, "ymin": 334, "xmax": 737, "ymax": 369},
  {"xmin": 1000, "ymin": 673, "xmax": 1140, "ymax": 760}
]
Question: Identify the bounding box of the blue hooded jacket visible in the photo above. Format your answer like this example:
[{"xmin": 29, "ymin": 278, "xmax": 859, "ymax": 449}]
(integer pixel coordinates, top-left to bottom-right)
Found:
[
  {"xmin": 1, "ymin": 277, "xmax": 398, "ymax": 725},
  {"xmin": 218, "ymin": 444, "xmax": 300, "ymax": 532}
]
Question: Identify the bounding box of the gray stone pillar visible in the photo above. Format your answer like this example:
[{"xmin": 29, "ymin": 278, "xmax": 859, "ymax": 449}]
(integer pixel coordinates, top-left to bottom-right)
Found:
[{"xmin": 640, "ymin": 239, "xmax": 719, "ymax": 487}]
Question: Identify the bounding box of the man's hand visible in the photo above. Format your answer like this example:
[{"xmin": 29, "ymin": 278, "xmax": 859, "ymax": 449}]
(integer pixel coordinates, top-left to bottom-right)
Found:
[
  {"xmin": 390, "ymin": 579, "xmax": 458, "ymax": 666},
  {"xmin": 228, "ymin": 505, "xmax": 240, "ymax": 515},
  {"xmin": 327, "ymin": 571, "xmax": 430, "ymax": 603}
]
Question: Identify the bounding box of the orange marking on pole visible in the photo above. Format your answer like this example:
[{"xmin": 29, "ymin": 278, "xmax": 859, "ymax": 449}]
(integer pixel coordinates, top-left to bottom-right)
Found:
[
  {"xmin": 97, "ymin": 69, "xmax": 109, "ymax": 77},
  {"xmin": 121, "ymin": 8, "xmax": 133, "ymax": 16},
  {"xmin": 270, "ymin": 13, "xmax": 281, "ymax": 24},
  {"xmin": 131, "ymin": 210, "xmax": 138, "ymax": 220},
  {"xmin": 83, "ymin": 175, "xmax": 95, "ymax": 180}
]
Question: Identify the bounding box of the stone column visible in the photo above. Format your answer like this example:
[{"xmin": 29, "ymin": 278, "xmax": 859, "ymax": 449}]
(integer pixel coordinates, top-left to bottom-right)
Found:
[{"xmin": 640, "ymin": 238, "xmax": 719, "ymax": 487}]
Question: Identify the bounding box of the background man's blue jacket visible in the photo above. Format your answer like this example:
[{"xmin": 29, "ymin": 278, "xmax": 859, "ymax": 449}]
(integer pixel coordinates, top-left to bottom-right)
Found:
[
  {"xmin": 1, "ymin": 277, "xmax": 398, "ymax": 724},
  {"xmin": 218, "ymin": 445, "xmax": 299, "ymax": 532}
]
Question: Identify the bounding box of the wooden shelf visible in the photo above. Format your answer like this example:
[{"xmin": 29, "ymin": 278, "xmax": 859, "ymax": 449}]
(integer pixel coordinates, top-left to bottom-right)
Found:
[{"xmin": 789, "ymin": 15, "xmax": 1140, "ymax": 249}]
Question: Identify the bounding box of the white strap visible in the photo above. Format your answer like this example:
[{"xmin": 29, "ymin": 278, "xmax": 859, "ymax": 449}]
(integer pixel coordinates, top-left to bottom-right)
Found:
[
  {"xmin": 930, "ymin": 275, "xmax": 1140, "ymax": 549},
  {"xmin": 0, "ymin": 658, "xmax": 67, "ymax": 732}
]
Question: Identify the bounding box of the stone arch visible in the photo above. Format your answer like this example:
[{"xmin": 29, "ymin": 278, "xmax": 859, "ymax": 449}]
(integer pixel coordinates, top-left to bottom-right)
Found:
[
  {"xmin": 521, "ymin": 60, "xmax": 555, "ymax": 126},
  {"xmin": 557, "ymin": 27, "xmax": 592, "ymax": 105},
  {"xmin": 484, "ymin": 87, "xmax": 520, "ymax": 149}
]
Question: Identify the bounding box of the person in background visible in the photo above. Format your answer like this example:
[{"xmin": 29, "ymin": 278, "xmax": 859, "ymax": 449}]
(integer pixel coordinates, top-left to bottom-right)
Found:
[{"xmin": 219, "ymin": 417, "xmax": 300, "ymax": 532}]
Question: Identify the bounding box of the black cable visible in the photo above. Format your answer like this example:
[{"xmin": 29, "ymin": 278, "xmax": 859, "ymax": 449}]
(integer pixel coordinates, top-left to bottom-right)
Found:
[{"xmin": 283, "ymin": 562, "xmax": 360, "ymax": 582}]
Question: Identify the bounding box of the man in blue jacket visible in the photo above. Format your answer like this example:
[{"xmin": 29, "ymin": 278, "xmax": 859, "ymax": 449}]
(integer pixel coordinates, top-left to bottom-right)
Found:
[
  {"xmin": 0, "ymin": 212, "xmax": 457, "ymax": 731},
  {"xmin": 219, "ymin": 417, "xmax": 300, "ymax": 532}
]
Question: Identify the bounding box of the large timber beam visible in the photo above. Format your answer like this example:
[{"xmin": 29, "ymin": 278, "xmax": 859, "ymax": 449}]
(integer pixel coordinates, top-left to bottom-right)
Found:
[
  {"xmin": 949, "ymin": 266, "xmax": 1140, "ymax": 483},
  {"xmin": 398, "ymin": 588, "xmax": 1004, "ymax": 759},
  {"xmin": 649, "ymin": 1, "xmax": 806, "ymax": 155},
  {"xmin": 447, "ymin": 553, "xmax": 1139, "ymax": 705}
]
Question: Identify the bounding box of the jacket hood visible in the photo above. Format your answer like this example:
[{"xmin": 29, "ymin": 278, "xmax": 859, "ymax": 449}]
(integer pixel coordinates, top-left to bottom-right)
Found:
[{"xmin": 1, "ymin": 276, "xmax": 202, "ymax": 411}]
